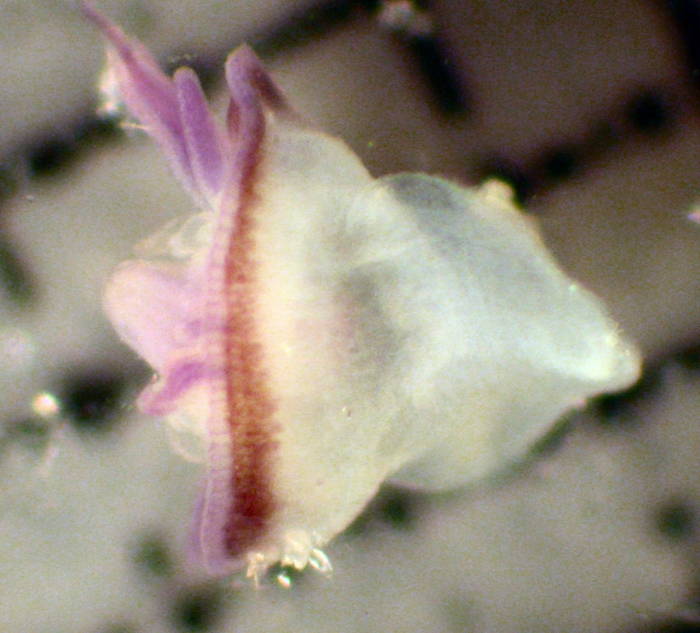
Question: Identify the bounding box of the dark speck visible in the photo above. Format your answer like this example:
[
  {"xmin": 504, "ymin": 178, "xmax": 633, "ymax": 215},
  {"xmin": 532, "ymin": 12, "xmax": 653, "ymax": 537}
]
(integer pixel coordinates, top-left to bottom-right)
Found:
[
  {"xmin": 171, "ymin": 586, "xmax": 225, "ymax": 632},
  {"xmin": 28, "ymin": 137, "xmax": 77, "ymax": 178},
  {"xmin": 76, "ymin": 116, "xmax": 122, "ymax": 147},
  {"xmin": 673, "ymin": 343, "xmax": 700, "ymax": 372},
  {"xmin": 626, "ymin": 90, "xmax": 670, "ymax": 134},
  {"xmin": 378, "ymin": 489, "xmax": 418, "ymax": 530},
  {"xmin": 654, "ymin": 498, "xmax": 695, "ymax": 541},
  {"xmin": 26, "ymin": 118, "xmax": 119, "ymax": 180},
  {"xmin": 408, "ymin": 35, "xmax": 468, "ymax": 115},
  {"xmin": 62, "ymin": 370, "xmax": 126, "ymax": 433},
  {"xmin": 132, "ymin": 533, "xmax": 173, "ymax": 579},
  {"xmin": 346, "ymin": 488, "xmax": 422, "ymax": 535},
  {"xmin": 541, "ymin": 146, "xmax": 579, "ymax": 181}
]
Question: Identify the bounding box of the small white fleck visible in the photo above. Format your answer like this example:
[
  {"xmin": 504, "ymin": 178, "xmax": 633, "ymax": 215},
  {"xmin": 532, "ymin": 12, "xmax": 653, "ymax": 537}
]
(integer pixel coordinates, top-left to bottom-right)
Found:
[
  {"xmin": 308, "ymin": 548, "xmax": 332, "ymax": 576},
  {"xmin": 276, "ymin": 570, "xmax": 292, "ymax": 588},
  {"xmin": 31, "ymin": 392, "xmax": 61, "ymax": 419}
]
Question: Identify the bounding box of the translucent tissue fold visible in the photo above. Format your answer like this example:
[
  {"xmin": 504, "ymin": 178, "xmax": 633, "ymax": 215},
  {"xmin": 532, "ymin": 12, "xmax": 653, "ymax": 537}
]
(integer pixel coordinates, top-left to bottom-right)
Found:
[{"xmin": 84, "ymin": 3, "xmax": 641, "ymax": 580}]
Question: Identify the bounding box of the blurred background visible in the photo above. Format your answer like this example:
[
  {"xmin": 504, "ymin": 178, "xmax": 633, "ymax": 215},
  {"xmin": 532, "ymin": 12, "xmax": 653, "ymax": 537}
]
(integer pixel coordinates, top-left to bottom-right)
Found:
[{"xmin": 1, "ymin": 0, "xmax": 700, "ymax": 631}]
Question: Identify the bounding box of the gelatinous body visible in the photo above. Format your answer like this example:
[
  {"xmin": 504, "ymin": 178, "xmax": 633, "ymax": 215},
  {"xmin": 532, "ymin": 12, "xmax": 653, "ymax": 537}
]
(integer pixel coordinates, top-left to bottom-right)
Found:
[{"xmin": 85, "ymin": 3, "xmax": 641, "ymax": 579}]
